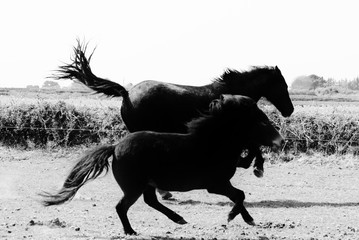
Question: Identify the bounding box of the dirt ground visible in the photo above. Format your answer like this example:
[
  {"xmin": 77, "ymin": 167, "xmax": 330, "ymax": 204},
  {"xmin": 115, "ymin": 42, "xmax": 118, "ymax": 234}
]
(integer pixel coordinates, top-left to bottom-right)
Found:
[{"xmin": 1, "ymin": 147, "xmax": 359, "ymax": 240}]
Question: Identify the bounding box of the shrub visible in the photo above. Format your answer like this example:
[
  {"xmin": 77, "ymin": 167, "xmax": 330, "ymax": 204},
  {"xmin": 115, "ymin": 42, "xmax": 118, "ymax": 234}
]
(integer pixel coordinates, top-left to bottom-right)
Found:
[
  {"xmin": 1, "ymin": 99, "xmax": 359, "ymax": 155},
  {"xmin": 264, "ymin": 108, "xmax": 359, "ymax": 155},
  {"xmin": 0, "ymin": 101, "xmax": 127, "ymax": 148}
]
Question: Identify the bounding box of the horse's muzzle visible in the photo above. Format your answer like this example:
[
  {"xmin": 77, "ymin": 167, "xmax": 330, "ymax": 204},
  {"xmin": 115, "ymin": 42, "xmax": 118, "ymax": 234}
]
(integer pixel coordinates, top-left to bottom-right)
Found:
[
  {"xmin": 281, "ymin": 106, "xmax": 294, "ymax": 118},
  {"xmin": 271, "ymin": 135, "xmax": 284, "ymax": 152}
]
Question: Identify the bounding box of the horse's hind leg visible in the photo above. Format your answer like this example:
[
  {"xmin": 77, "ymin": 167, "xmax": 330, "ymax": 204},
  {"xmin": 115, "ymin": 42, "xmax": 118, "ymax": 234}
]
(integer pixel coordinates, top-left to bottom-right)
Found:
[
  {"xmin": 143, "ymin": 186, "xmax": 187, "ymax": 224},
  {"xmin": 116, "ymin": 191, "xmax": 142, "ymax": 235},
  {"xmin": 207, "ymin": 181, "xmax": 255, "ymax": 225}
]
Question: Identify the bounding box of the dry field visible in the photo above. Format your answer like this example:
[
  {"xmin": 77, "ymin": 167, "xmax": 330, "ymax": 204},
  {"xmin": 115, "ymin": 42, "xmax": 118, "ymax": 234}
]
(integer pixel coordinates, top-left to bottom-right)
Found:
[
  {"xmin": 1, "ymin": 147, "xmax": 359, "ymax": 240},
  {"xmin": 1, "ymin": 93, "xmax": 359, "ymax": 239}
]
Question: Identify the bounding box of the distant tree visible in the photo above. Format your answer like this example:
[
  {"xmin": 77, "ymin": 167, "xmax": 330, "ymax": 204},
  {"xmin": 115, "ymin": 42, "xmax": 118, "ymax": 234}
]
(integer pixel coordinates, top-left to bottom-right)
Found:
[
  {"xmin": 42, "ymin": 80, "xmax": 60, "ymax": 90},
  {"xmin": 337, "ymin": 79, "xmax": 349, "ymax": 88},
  {"xmin": 348, "ymin": 77, "xmax": 359, "ymax": 90},
  {"xmin": 291, "ymin": 76, "xmax": 313, "ymax": 90},
  {"xmin": 309, "ymin": 74, "xmax": 326, "ymax": 89},
  {"xmin": 68, "ymin": 82, "xmax": 88, "ymax": 91},
  {"xmin": 326, "ymin": 78, "xmax": 336, "ymax": 87},
  {"xmin": 125, "ymin": 83, "xmax": 133, "ymax": 90},
  {"xmin": 291, "ymin": 74, "xmax": 327, "ymax": 90}
]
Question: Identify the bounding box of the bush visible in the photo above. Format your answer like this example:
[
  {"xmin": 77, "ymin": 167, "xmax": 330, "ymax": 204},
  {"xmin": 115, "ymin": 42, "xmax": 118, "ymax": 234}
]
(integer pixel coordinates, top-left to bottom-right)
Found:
[
  {"xmin": 1, "ymin": 100, "xmax": 359, "ymax": 155},
  {"xmin": 265, "ymin": 108, "xmax": 359, "ymax": 155},
  {"xmin": 0, "ymin": 101, "xmax": 127, "ymax": 148}
]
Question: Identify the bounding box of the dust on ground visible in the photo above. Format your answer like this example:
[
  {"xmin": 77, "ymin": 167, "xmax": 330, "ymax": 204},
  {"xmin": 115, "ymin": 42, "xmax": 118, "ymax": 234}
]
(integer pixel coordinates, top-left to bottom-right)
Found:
[{"xmin": 0, "ymin": 147, "xmax": 358, "ymax": 240}]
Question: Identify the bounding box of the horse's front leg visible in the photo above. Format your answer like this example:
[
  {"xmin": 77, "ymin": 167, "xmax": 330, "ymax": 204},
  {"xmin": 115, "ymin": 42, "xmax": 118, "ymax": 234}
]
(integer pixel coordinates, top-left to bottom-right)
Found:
[
  {"xmin": 207, "ymin": 182, "xmax": 255, "ymax": 225},
  {"xmin": 252, "ymin": 148, "xmax": 265, "ymax": 178}
]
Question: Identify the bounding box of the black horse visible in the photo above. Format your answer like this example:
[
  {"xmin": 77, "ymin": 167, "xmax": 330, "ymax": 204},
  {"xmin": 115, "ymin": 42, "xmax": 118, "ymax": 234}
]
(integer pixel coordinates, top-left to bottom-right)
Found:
[
  {"xmin": 53, "ymin": 41, "xmax": 293, "ymax": 180},
  {"xmin": 41, "ymin": 95, "xmax": 284, "ymax": 235}
]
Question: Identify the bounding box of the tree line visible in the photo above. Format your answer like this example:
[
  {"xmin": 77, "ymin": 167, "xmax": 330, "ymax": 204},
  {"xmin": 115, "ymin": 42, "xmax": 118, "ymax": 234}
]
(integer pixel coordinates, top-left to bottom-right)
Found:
[
  {"xmin": 26, "ymin": 81, "xmax": 88, "ymax": 91},
  {"xmin": 291, "ymin": 75, "xmax": 359, "ymax": 91}
]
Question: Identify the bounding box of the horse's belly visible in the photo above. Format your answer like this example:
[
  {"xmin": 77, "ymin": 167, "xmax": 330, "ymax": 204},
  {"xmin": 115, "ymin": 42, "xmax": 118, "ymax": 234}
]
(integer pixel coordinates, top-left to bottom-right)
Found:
[
  {"xmin": 151, "ymin": 173, "xmax": 206, "ymax": 192},
  {"xmin": 150, "ymin": 166, "xmax": 235, "ymax": 192}
]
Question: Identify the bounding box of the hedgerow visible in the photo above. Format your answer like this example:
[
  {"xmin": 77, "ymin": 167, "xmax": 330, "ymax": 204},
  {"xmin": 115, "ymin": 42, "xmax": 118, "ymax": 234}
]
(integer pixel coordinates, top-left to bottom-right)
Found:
[
  {"xmin": 0, "ymin": 100, "xmax": 358, "ymax": 155},
  {"xmin": 0, "ymin": 101, "xmax": 127, "ymax": 148},
  {"xmin": 265, "ymin": 108, "xmax": 359, "ymax": 155}
]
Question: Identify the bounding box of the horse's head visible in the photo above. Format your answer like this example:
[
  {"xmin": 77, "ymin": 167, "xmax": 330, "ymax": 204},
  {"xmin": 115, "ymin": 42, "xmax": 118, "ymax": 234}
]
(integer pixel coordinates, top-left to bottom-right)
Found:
[
  {"xmin": 262, "ymin": 66, "xmax": 294, "ymax": 117},
  {"xmin": 209, "ymin": 94, "xmax": 284, "ymax": 150},
  {"xmin": 218, "ymin": 66, "xmax": 294, "ymax": 117}
]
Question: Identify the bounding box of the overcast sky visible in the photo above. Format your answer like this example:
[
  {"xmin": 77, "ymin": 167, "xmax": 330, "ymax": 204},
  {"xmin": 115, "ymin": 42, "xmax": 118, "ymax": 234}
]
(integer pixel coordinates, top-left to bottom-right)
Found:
[{"xmin": 1, "ymin": 0, "xmax": 358, "ymax": 88}]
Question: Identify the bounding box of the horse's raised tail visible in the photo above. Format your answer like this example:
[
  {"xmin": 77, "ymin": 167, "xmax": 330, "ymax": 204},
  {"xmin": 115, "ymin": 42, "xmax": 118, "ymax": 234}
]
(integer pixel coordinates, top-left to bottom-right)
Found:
[
  {"xmin": 51, "ymin": 40, "xmax": 129, "ymax": 98},
  {"xmin": 40, "ymin": 145, "xmax": 116, "ymax": 206}
]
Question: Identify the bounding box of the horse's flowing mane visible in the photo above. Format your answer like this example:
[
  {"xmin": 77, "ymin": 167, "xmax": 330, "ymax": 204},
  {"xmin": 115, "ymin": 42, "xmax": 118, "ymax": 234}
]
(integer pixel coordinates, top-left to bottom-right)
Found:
[
  {"xmin": 213, "ymin": 66, "xmax": 275, "ymax": 86},
  {"xmin": 186, "ymin": 96, "xmax": 257, "ymax": 139}
]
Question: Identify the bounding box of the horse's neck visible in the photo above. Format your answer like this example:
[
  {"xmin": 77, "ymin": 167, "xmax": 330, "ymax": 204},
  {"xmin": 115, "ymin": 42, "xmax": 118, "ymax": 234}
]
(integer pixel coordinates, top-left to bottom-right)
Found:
[{"xmin": 243, "ymin": 74, "xmax": 268, "ymax": 101}]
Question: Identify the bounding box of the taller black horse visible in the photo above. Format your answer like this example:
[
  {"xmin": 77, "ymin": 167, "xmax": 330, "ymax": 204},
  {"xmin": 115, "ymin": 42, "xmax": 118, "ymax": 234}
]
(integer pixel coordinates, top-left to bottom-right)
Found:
[
  {"xmin": 41, "ymin": 95, "xmax": 284, "ymax": 235},
  {"xmin": 53, "ymin": 41, "xmax": 293, "ymax": 197}
]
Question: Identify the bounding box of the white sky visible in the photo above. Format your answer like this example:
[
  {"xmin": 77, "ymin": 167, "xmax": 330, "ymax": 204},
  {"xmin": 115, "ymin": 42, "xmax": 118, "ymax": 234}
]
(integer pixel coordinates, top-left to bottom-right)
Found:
[{"xmin": 0, "ymin": 0, "xmax": 358, "ymax": 88}]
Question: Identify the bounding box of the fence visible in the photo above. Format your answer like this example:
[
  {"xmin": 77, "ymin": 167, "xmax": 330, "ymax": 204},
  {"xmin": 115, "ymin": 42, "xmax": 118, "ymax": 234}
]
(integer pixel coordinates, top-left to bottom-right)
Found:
[
  {"xmin": 1, "ymin": 124, "xmax": 358, "ymax": 155},
  {"xmin": 1, "ymin": 100, "xmax": 358, "ymax": 154},
  {"xmin": 0, "ymin": 101, "xmax": 127, "ymax": 148}
]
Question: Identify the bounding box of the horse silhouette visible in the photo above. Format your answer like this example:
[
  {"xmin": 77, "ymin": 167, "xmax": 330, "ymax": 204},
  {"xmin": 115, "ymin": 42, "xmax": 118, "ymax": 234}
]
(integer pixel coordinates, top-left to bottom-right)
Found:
[{"xmin": 53, "ymin": 41, "xmax": 293, "ymax": 178}]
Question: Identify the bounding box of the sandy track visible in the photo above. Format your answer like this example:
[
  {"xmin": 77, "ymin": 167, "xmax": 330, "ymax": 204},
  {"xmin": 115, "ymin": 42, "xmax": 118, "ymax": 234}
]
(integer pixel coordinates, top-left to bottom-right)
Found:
[{"xmin": 1, "ymin": 147, "xmax": 358, "ymax": 239}]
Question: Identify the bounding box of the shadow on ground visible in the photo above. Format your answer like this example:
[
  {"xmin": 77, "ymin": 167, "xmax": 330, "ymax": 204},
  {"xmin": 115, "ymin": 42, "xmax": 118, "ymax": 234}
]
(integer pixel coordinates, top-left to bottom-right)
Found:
[{"xmin": 165, "ymin": 198, "xmax": 359, "ymax": 208}]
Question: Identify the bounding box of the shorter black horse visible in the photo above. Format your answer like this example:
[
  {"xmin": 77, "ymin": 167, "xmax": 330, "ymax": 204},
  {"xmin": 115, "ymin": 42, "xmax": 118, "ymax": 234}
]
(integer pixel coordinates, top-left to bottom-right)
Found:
[{"xmin": 41, "ymin": 95, "xmax": 283, "ymax": 235}]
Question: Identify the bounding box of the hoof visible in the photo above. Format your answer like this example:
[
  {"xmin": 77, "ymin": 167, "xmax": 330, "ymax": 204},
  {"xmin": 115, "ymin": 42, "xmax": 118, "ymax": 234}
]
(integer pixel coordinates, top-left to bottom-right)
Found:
[
  {"xmin": 125, "ymin": 230, "xmax": 137, "ymax": 235},
  {"xmin": 176, "ymin": 218, "xmax": 187, "ymax": 225},
  {"xmin": 253, "ymin": 168, "xmax": 263, "ymax": 178},
  {"xmin": 246, "ymin": 220, "xmax": 256, "ymax": 226},
  {"xmin": 227, "ymin": 215, "xmax": 235, "ymax": 223}
]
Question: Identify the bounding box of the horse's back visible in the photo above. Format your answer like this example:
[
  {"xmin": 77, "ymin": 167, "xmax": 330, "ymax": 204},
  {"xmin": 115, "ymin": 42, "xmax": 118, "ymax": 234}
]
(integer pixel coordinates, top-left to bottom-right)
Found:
[
  {"xmin": 113, "ymin": 131, "xmax": 192, "ymax": 166},
  {"xmin": 130, "ymin": 80, "xmax": 188, "ymax": 98},
  {"xmin": 128, "ymin": 80, "xmax": 210, "ymax": 103},
  {"xmin": 122, "ymin": 81, "xmax": 214, "ymax": 133}
]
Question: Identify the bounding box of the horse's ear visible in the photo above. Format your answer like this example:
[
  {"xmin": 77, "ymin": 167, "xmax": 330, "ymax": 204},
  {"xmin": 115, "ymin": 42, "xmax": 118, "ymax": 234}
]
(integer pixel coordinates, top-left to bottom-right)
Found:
[
  {"xmin": 275, "ymin": 66, "xmax": 281, "ymax": 73},
  {"xmin": 210, "ymin": 94, "xmax": 231, "ymax": 112}
]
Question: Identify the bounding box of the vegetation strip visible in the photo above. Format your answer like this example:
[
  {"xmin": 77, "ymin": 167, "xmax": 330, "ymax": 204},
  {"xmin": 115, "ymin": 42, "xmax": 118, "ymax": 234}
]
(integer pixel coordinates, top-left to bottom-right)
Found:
[{"xmin": 1, "ymin": 99, "xmax": 359, "ymax": 155}]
